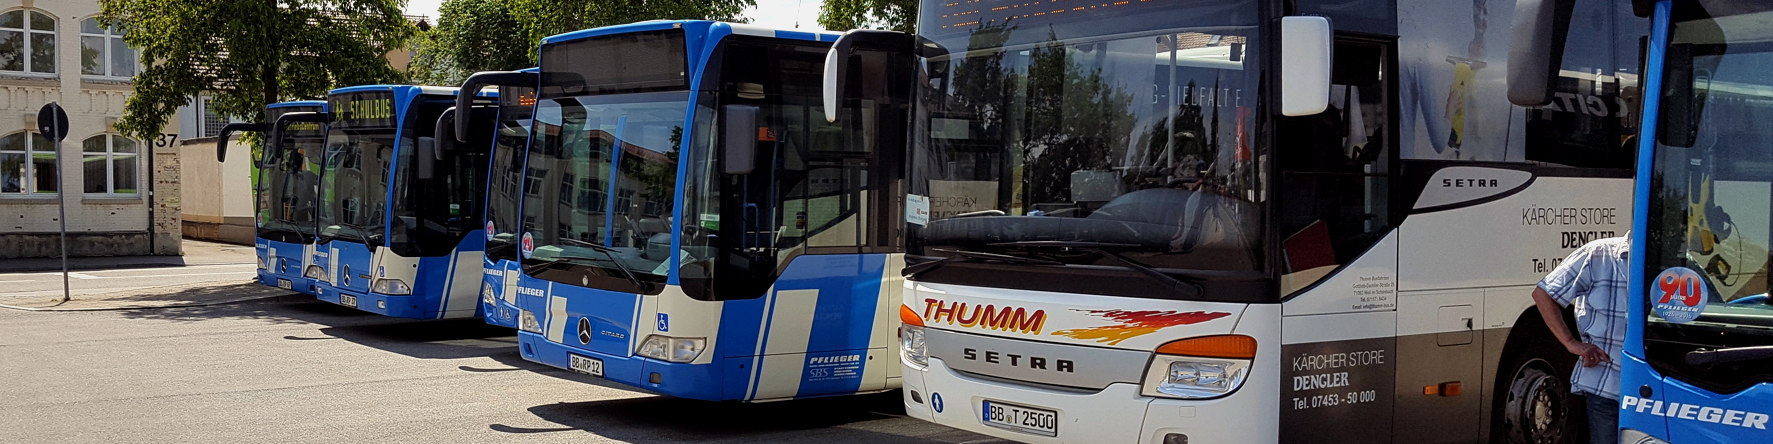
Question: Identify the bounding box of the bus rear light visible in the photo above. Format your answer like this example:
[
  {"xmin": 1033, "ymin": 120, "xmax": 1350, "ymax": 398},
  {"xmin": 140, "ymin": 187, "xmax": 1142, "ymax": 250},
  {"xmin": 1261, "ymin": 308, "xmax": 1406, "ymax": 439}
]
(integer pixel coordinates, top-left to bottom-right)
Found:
[{"xmin": 1155, "ymin": 335, "xmax": 1257, "ymax": 359}]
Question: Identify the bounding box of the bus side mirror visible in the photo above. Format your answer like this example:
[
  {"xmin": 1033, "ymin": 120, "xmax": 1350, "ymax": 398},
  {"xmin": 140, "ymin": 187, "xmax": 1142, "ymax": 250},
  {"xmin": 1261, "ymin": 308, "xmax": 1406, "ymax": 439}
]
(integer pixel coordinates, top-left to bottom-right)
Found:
[
  {"xmin": 434, "ymin": 107, "xmax": 458, "ymax": 158},
  {"xmin": 215, "ymin": 122, "xmax": 264, "ymax": 163},
  {"xmin": 823, "ymin": 30, "xmax": 915, "ymax": 122},
  {"xmin": 1658, "ymin": 44, "xmax": 1703, "ymax": 148},
  {"xmin": 416, "ymin": 137, "xmax": 438, "ymax": 180},
  {"xmin": 1507, "ymin": 0, "xmax": 1576, "ymax": 107},
  {"xmin": 1280, "ymin": 16, "xmax": 1332, "ymax": 117},
  {"xmin": 457, "ymin": 70, "xmax": 539, "ymax": 142},
  {"xmin": 723, "ymin": 105, "xmax": 758, "ymax": 176}
]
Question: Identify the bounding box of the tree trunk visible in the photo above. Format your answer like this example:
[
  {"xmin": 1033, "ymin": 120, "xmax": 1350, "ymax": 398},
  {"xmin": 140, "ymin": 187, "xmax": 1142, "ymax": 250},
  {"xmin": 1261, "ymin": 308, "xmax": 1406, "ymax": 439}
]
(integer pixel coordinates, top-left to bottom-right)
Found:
[{"xmin": 259, "ymin": 0, "xmax": 279, "ymax": 117}]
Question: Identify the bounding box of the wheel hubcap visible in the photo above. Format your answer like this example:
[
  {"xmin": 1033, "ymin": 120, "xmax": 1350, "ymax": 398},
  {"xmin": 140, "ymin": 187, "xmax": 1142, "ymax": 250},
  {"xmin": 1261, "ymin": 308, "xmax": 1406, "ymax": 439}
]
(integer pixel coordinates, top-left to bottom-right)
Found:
[{"xmin": 1506, "ymin": 361, "xmax": 1567, "ymax": 444}]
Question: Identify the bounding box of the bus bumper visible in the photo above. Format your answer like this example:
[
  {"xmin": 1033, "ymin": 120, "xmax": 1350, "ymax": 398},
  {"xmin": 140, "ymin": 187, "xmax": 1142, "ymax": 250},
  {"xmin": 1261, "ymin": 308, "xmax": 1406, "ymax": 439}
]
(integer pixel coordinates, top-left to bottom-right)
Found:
[
  {"xmin": 904, "ymin": 356, "xmax": 1273, "ymax": 444},
  {"xmin": 258, "ymin": 270, "xmax": 316, "ymax": 295},
  {"xmin": 517, "ymin": 330, "xmax": 725, "ymax": 400},
  {"xmin": 316, "ymin": 286, "xmax": 435, "ymax": 319}
]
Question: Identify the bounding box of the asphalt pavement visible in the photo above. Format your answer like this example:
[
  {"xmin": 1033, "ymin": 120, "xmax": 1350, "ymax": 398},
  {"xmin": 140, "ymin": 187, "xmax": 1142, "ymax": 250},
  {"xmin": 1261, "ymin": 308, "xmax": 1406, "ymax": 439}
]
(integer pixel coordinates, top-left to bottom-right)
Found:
[{"xmin": 0, "ymin": 293, "xmax": 1004, "ymax": 443}]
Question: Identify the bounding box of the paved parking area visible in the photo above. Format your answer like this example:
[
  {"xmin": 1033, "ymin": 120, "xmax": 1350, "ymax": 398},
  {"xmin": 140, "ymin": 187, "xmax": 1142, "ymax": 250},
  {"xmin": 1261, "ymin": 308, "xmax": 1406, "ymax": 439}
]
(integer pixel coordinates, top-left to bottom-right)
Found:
[{"xmin": 0, "ymin": 294, "xmax": 1001, "ymax": 443}]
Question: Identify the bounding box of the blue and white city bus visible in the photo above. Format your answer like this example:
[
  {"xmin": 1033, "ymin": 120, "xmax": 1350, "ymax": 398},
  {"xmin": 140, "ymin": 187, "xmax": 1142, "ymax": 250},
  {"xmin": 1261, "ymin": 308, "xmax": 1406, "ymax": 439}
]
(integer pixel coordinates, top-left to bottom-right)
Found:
[
  {"xmin": 1516, "ymin": 1, "xmax": 1773, "ymax": 442},
  {"xmin": 310, "ymin": 85, "xmax": 498, "ymax": 319},
  {"xmin": 480, "ymin": 68, "xmax": 539, "ymax": 329},
  {"xmin": 457, "ymin": 20, "xmax": 912, "ymax": 401},
  {"xmin": 217, "ymin": 100, "xmax": 327, "ymax": 295}
]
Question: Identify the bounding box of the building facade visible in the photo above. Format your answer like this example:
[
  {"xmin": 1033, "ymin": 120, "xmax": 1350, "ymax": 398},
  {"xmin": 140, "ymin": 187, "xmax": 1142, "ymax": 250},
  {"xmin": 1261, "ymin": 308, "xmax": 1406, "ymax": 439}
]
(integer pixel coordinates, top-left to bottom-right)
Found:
[{"xmin": 0, "ymin": 0, "xmax": 179, "ymax": 259}]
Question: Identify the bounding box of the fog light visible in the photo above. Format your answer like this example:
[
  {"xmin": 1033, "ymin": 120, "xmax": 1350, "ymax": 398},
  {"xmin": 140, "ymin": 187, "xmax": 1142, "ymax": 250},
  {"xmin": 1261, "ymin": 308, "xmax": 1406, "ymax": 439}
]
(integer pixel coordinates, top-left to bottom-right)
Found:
[
  {"xmin": 649, "ymin": 373, "xmax": 662, "ymax": 384},
  {"xmin": 372, "ymin": 279, "xmax": 411, "ymax": 295},
  {"xmin": 636, "ymin": 335, "xmax": 706, "ymax": 363},
  {"xmin": 1163, "ymin": 433, "xmax": 1189, "ymax": 444},
  {"xmin": 909, "ymin": 390, "xmax": 924, "ymax": 404}
]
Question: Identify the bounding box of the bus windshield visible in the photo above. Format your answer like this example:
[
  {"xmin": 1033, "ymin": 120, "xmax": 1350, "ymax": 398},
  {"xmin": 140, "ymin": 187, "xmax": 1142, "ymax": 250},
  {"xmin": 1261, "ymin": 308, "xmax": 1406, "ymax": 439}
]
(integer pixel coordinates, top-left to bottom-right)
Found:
[
  {"xmin": 1643, "ymin": 0, "xmax": 1773, "ymax": 392},
  {"xmin": 910, "ymin": 2, "xmax": 1266, "ymax": 277},
  {"xmin": 318, "ymin": 128, "xmax": 393, "ymax": 246},
  {"xmin": 520, "ymin": 91, "xmax": 685, "ymax": 292},
  {"xmin": 258, "ymin": 111, "xmax": 325, "ymax": 242}
]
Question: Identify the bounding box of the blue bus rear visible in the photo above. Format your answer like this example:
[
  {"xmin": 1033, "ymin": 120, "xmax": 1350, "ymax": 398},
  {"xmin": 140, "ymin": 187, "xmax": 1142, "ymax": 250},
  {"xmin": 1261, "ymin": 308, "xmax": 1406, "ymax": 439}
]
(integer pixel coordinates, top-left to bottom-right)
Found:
[
  {"xmin": 1622, "ymin": 1, "xmax": 1773, "ymax": 442},
  {"xmin": 464, "ymin": 20, "xmax": 913, "ymax": 401},
  {"xmin": 480, "ymin": 68, "xmax": 538, "ymax": 329},
  {"xmin": 311, "ymin": 85, "xmax": 497, "ymax": 319}
]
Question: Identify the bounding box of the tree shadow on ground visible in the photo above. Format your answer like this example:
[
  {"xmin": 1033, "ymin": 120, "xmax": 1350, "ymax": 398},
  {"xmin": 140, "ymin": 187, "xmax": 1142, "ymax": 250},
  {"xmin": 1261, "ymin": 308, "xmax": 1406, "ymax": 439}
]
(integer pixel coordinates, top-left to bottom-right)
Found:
[{"xmin": 495, "ymin": 391, "xmax": 1005, "ymax": 443}]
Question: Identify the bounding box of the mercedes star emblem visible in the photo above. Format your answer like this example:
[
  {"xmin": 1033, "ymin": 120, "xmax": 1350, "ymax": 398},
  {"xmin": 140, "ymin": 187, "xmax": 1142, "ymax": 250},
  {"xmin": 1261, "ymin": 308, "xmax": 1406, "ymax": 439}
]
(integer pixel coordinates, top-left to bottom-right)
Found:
[{"xmin": 577, "ymin": 317, "xmax": 593, "ymax": 345}]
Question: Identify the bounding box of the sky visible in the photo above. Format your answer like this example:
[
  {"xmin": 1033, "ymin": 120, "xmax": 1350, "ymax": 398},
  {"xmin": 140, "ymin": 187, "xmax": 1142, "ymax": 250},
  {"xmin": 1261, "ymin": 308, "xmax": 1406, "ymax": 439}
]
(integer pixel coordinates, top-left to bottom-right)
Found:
[{"xmin": 402, "ymin": 0, "xmax": 827, "ymax": 32}]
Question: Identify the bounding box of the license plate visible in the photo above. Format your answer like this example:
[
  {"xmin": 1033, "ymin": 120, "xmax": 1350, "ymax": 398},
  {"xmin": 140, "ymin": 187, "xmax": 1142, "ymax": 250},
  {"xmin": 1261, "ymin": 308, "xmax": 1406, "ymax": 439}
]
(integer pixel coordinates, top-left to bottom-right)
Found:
[
  {"xmin": 982, "ymin": 400, "xmax": 1058, "ymax": 436},
  {"xmin": 569, "ymin": 354, "xmax": 604, "ymax": 377},
  {"xmin": 339, "ymin": 294, "xmax": 358, "ymax": 308},
  {"xmin": 277, "ymin": 279, "xmax": 292, "ymax": 290}
]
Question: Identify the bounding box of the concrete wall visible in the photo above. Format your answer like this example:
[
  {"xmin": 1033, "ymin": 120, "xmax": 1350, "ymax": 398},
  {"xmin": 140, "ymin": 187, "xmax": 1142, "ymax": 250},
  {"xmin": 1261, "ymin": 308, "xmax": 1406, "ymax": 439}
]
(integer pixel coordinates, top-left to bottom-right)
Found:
[
  {"xmin": 0, "ymin": 0, "xmax": 181, "ymax": 259},
  {"xmin": 178, "ymin": 135, "xmax": 255, "ymax": 245}
]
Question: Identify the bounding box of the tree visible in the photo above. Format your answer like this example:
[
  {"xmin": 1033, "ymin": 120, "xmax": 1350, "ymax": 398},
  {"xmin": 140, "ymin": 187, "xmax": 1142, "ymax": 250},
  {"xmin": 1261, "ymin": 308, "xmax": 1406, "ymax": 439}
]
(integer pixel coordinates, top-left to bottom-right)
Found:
[
  {"xmin": 507, "ymin": 0, "xmax": 755, "ymax": 61},
  {"xmin": 817, "ymin": 0, "xmax": 915, "ymax": 33},
  {"xmin": 410, "ymin": 0, "xmax": 534, "ymax": 86},
  {"xmin": 97, "ymin": 0, "xmax": 417, "ymax": 141}
]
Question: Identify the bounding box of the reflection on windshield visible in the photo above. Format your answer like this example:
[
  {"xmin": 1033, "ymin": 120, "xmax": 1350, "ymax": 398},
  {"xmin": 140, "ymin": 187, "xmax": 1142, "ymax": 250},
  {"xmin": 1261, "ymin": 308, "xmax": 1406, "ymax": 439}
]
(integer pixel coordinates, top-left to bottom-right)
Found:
[
  {"xmin": 258, "ymin": 130, "xmax": 325, "ymax": 238},
  {"xmin": 318, "ymin": 129, "xmax": 393, "ymax": 244},
  {"xmin": 911, "ymin": 25, "xmax": 1264, "ymax": 272},
  {"xmin": 522, "ymin": 92, "xmax": 685, "ymax": 283}
]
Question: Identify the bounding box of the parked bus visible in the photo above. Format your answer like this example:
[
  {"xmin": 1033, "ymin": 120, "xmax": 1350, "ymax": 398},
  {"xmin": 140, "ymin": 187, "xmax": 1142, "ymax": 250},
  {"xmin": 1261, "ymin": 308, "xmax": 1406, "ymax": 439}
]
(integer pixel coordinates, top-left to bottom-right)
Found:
[
  {"xmin": 456, "ymin": 20, "xmax": 911, "ymax": 401},
  {"xmin": 217, "ymin": 100, "xmax": 327, "ymax": 295},
  {"xmin": 480, "ymin": 68, "xmax": 539, "ymax": 329},
  {"xmin": 824, "ymin": 0, "xmax": 1646, "ymax": 442},
  {"xmin": 1511, "ymin": 1, "xmax": 1773, "ymax": 442},
  {"xmin": 310, "ymin": 85, "xmax": 497, "ymax": 319}
]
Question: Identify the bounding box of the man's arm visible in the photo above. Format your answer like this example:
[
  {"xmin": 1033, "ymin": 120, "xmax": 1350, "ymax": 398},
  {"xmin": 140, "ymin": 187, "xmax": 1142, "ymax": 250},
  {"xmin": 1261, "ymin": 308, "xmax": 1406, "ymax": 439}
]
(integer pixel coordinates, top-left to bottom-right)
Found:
[{"xmin": 1532, "ymin": 286, "xmax": 1609, "ymax": 367}]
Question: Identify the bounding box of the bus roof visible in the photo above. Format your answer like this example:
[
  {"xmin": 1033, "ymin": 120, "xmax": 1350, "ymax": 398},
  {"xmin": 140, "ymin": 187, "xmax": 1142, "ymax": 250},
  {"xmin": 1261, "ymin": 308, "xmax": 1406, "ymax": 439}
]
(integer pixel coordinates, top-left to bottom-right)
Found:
[
  {"xmin": 541, "ymin": 20, "xmax": 841, "ymax": 47},
  {"xmin": 268, "ymin": 100, "xmax": 325, "ymax": 110}
]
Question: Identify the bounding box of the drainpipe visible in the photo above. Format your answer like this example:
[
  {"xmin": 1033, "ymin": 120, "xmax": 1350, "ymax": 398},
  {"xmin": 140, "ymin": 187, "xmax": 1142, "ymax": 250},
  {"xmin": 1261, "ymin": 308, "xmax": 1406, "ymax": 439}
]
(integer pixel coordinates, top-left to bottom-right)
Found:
[{"xmin": 147, "ymin": 141, "xmax": 156, "ymax": 255}]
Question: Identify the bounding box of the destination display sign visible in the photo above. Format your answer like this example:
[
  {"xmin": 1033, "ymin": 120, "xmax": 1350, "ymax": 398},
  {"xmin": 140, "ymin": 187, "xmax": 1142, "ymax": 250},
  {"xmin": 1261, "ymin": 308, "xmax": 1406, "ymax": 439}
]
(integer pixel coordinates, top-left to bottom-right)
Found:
[
  {"xmin": 918, "ymin": 0, "xmax": 1259, "ymax": 49},
  {"xmin": 266, "ymin": 105, "xmax": 325, "ymax": 136},
  {"xmin": 329, "ymin": 91, "xmax": 398, "ymax": 129}
]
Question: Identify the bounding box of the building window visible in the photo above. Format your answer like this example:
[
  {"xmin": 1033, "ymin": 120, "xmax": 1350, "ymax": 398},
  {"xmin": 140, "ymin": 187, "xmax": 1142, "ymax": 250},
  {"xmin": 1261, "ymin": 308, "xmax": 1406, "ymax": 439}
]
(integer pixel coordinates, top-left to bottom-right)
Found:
[
  {"xmin": 0, "ymin": 10, "xmax": 56, "ymax": 74},
  {"xmin": 82, "ymin": 135, "xmax": 139, "ymax": 195},
  {"xmin": 81, "ymin": 18, "xmax": 135, "ymax": 78},
  {"xmin": 1, "ymin": 131, "xmax": 57, "ymax": 195},
  {"xmin": 200, "ymin": 98, "xmax": 225, "ymax": 138}
]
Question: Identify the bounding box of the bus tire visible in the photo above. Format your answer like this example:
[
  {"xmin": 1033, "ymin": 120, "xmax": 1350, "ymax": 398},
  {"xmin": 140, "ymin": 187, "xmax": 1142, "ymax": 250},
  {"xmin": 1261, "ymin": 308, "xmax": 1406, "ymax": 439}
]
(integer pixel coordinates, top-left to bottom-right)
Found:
[{"xmin": 1495, "ymin": 320, "xmax": 1584, "ymax": 444}]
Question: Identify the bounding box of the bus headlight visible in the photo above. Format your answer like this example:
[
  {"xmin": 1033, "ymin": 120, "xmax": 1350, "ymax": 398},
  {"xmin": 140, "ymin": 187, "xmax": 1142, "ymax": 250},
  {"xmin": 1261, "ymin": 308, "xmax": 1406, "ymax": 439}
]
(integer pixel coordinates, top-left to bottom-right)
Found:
[
  {"xmin": 1142, "ymin": 335, "xmax": 1257, "ymax": 399},
  {"xmin": 901, "ymin": 325, "xmax": 928, "ymax": 367},
  {"xmin": 304, "ymin": 265, "xmax": 328, "ymax": 281},
  {"xmin": 257, "ymin": 257, "xmax": 268, "ymax": 270},
  {"xmin": 518, "ymin": 310, "xmax": 542, "ymax": 333},
  {"xmin": 481, "ymin": 282, "xmax": 496, "ymax": 305},
  {"xmin": 637, "ymin": 335, "xmax": 706, "ymax": 363},
  {"xmin": 372, "ymin": 279, "xmax": 412, "ymax": 295}
]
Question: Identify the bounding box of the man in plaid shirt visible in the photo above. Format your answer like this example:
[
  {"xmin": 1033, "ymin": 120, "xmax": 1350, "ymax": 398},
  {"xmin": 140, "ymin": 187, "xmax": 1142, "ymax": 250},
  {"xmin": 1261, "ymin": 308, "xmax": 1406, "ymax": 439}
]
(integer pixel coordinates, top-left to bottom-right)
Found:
[{"xmin": 1532, "ymin": 235, "xmax": 1630, "ymax": 444}]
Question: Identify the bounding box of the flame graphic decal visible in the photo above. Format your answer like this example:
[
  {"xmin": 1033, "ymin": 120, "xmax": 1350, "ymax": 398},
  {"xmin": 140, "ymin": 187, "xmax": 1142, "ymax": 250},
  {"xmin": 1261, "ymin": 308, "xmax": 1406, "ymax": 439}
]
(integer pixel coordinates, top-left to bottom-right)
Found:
[{"xmin": 1050, "ymin": 310, "xmax": 1232, "ymax": 345}]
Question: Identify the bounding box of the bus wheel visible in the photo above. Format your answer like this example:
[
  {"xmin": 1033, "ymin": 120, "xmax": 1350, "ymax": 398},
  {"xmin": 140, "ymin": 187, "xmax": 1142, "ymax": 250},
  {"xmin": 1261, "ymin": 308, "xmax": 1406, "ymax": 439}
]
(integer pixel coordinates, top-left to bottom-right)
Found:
[{"xmin": 1502, "ymin": 359, "xmax": 1577, "ymax": 444}]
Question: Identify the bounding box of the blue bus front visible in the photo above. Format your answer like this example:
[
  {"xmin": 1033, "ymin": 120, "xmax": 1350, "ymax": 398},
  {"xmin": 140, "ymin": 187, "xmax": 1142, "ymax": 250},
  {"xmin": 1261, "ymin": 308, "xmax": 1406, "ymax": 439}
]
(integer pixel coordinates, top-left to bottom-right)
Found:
[
  {"xmin": 481, "ymin": 68, "xmax": 538, "ymax": 329},
  {"xmin": 311, "ymin": 85, "xmax": 495, "ymax": 320},
  {"xmin": 247, "ymin": 101, "xmax": 327, "ymax": 295},
  {"xmin": 493, "ymin": 21, "xmax": 912, "ymax": 401},
  {"xmin": 1625, "ymin": 1, "xmax": 1773, "ymax": 442}
]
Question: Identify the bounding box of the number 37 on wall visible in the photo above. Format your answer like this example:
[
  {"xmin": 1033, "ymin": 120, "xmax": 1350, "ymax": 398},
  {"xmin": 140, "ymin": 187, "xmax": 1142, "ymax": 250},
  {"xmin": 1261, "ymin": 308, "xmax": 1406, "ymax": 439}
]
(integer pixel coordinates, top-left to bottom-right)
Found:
[{"xmin": 151, "ymin": 133, "xmax": 178, "ymax": 148}]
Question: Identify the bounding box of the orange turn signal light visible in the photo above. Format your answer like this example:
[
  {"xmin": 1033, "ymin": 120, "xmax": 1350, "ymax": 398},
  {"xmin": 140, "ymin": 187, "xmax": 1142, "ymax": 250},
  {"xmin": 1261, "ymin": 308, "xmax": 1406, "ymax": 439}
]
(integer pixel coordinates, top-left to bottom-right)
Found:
[
  {"xmin": 1424, "ymin": 381, "xmax": 1463, "ymax": 397},
  {"xmin": 1155, "ymin": 335, "xmax": 1257, "ymax": 359},
  {"xmin": 900, "ymin": 305, "xmax": 924, "ymax": 327}
]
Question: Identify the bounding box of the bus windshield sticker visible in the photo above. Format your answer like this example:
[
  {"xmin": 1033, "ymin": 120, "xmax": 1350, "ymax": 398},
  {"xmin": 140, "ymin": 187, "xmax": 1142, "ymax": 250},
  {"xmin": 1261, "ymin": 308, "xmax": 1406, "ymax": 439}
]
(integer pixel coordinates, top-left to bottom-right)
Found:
[
  {"xmin": 521, "ymin": 232, "xmax": 535, "ymax": 259},
  {"xmin": 906, "ymin": 194, "xmax": 929, "ymax": 225},
  {"xmin": 1654, "ymin": 267, "xmax": 1708, "ymax": 324},
  {"xmin": 484, "ymin": 220, "xmax": 495, "ymax": 241}
]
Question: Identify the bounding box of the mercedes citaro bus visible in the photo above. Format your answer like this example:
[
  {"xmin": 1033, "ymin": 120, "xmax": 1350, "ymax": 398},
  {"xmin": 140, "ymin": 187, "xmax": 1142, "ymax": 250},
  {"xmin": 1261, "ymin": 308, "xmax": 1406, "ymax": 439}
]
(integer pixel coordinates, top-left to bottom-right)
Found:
[
  {"xmin": 216, "ymin": 100, "xmax": 327, "ymax": 295},
  {"xmin": 824, "ymin": 0, "xmax": 1646, "ymax": 442}
]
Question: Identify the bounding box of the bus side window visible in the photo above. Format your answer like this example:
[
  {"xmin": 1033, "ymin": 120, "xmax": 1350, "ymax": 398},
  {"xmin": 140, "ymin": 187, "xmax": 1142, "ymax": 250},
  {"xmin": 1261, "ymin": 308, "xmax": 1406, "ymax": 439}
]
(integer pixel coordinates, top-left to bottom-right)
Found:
[{"xmin": 1278, "ymin": 39, "xmax": 1392, "ymax": 295}]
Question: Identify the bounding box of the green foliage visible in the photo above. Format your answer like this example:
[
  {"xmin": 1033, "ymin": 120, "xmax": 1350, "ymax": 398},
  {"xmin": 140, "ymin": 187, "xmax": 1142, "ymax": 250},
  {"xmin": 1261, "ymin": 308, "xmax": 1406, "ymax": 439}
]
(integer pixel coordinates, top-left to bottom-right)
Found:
[
  {"xmin": 410, "ymin": 0, "xmax": 534, "ymax": 86},
  {"xmin": 507, "ymin": 0, "xmax": 755, "ymax": 61},
  {"xmin": 817, "ymin": 0, "xmax": 916, "ymax": 33},
  {"xmin": 97, "ymin": 0, "xmax": 416, "ymax": 141}
]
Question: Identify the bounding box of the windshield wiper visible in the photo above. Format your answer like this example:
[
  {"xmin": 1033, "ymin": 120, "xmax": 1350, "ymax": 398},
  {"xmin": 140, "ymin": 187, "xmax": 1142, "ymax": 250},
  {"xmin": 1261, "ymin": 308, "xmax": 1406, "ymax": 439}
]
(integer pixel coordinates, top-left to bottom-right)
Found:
[
  {"xmin": 1686, "ymin": 345, "xmax": 1773, "ymax": 366},
  {"xmin": 320, "ymin": 223, "xmax": 377, "ymax": 244},
  {"xmin": 538, "ymin": 240, "xmax": 654, "ymax": 293},
  {"xmin": 989, "ymin": 241, "xmax": 1204, "ymax": 299},
  {"xmin": 903, "ymin": 248, "xmax": 1063, "ymax": 278}
]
